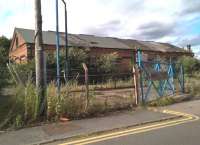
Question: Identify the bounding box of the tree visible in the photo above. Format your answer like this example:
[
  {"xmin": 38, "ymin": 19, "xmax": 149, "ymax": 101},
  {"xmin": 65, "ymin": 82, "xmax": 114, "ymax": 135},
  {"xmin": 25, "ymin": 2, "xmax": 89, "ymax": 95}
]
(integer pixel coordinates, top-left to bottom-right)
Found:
[
  {"xmin": 46, "ymin": 47, "xmax": 89, "ymax": 77},
  {"xmin": 67, "ymin": 47, "xmax": 89, "ymax": 69},
  {"xmin": 97, "ymin": 52, "xmax": 120, "ymax": 73},
  {"xmin": 178, "ymin": 56, "xmax": 200, "ymax": 75},
  {"xmin": 0, "ymin": 36, "xmax": 11, "ymax": 65},
  {"xmin": 0, "ymin": 36, "xmax": 11, "ymax": 89}
]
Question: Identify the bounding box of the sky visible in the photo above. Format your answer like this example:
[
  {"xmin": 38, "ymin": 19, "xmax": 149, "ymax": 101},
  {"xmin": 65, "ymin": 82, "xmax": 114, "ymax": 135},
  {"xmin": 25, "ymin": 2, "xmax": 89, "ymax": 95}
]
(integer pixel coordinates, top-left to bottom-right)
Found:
[{"xmin": 0, "ymin": 0, "xmax": 200, "ymax": 58}]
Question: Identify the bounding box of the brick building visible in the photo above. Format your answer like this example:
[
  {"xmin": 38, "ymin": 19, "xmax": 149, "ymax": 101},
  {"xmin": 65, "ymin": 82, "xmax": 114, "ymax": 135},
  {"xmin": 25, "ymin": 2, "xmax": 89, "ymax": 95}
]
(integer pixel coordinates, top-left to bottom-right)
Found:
[{"xmin": 9, "ymin": 28, "xmax": 193, "ymax": 70}]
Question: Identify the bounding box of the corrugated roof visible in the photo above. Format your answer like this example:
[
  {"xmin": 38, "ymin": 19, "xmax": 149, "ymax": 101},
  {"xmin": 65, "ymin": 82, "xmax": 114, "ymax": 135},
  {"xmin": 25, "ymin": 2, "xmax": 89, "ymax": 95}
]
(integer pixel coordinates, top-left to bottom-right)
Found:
[
  {"xmin": 117, "ymin": 39, "xmax": 187, "ymax": 53},
  {"xmin": 15, "ymin": 28, "xmax": 188, "ymax": 53},
  {"xmin": 16, "ymin": 28, "xmax": 65, "ymax": 45},
  {"xmin": 75, "ymin": 34, "xmax": 130, "ymax": 49}
]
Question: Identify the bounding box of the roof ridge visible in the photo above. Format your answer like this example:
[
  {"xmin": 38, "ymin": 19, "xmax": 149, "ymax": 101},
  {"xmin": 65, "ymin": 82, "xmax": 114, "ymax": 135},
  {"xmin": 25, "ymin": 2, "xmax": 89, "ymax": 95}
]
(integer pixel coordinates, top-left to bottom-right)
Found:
[{"xmin": 12, "ymin": 27, "xmax": 189, "ymax": 53}]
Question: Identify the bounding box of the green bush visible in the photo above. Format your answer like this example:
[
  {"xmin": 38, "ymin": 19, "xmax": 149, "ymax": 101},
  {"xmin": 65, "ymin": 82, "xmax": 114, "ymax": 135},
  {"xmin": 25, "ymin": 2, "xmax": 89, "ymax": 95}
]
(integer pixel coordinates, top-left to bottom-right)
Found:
[
  {"xmin": 185, "ymin": 75, "xmax": 200, "ymax": 97},
  {"xmin": 46, "ymin": 81, "xmax": 86, "ymax": 120},
  {"xmin": 0, "ymin": 79, "xmax": 40, "ymax": 129},
  {"xmin": 24, "ymin": 79, "xmax": 39, "ymax": 121},
  {"xmin": 178, "ymin": 56, "xmax": 200, "ymax": 75},
  {"xmin": 148, "ymin": 97, "xmax": 176, "ymax": 106},
  {"xmin": 46, "ymin": 82, "xmax": 59, "ymax": 119},
  {"xmin": 12, "ymin": 60, "xmax": 35, "ymax": 84},
  {"xmin": 0, "ymin": 67, "xmax": 9, "ymax": 90},
  {"xmin": 96, "ymin": 52, "xmax": 120, "ymax": 74},
  {"xmin": 68, "ymin": 47, "xmax": 89, "ymax": 68},
  {"xmin": 47, "ymin": 47, "xmax": 90, "ymax": 71},
  {"xmin": 0, "ymin": 36, "xmax": 11, "ymax": 90}
]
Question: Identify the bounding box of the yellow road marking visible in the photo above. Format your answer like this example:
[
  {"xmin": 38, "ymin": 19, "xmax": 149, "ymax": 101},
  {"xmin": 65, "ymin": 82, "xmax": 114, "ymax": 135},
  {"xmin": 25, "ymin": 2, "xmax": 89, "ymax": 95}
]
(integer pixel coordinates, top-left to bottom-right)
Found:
[
  {"xmin": 58, "ymin": 110, "xmax": 199, "ymax": 145},
  {"xmin": 78, "ymin": 118, "xmax": 193, "ymax": 145},
  {"xmin": 60, "ymin": 117, "xmax": 190, "ymax": 145}
]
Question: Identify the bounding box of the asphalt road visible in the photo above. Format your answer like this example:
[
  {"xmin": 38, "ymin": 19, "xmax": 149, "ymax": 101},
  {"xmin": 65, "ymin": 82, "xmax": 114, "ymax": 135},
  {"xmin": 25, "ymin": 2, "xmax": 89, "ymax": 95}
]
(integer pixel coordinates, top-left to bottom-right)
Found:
[
  {"xmin": 51, "ymin": 100, "xmax": 200, "ymax": 145},
  {"xmin": 92, "ymin": 119, "xmax": 200, "ymax": 145},
  {"xmin": 92, "ymin": 100, "xmax": 200, "ymax": 145}
]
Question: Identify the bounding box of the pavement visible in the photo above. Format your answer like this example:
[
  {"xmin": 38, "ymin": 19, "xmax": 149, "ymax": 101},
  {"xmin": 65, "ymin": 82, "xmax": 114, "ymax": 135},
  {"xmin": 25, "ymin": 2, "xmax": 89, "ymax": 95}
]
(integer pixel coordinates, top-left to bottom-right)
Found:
[
  {"xmin": 0, "ymin": 108, "xmax": 177, "ymax": 145},
  {"xmin": 79, "ymin": 100, "xmax": 200, "ymax": 145}
]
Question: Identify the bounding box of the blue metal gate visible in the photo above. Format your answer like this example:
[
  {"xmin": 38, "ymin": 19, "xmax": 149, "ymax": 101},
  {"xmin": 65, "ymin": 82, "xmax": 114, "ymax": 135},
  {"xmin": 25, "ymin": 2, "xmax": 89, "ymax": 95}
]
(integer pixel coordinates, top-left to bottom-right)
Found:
[{"xmin": 136, "ymin": 49, "xmax": 184, "ymax": 103}]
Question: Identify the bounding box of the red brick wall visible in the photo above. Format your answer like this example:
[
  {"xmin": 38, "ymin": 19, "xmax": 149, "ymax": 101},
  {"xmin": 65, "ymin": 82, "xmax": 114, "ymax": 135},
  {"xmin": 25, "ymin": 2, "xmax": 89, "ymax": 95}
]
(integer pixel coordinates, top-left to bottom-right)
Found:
[
  {"xmin": 10, "ymin": 33, "xmax": 191, "ymax": 71},
  {"xmin": 27, "ymin": 44, "xmax": 59, "ymax": 58},
  {"xmin": 89, "ymin": 47, "xmax": 133, "ymax": 58},
  {"xmin": 9, "ymin": 32, "xmax": 28, "ymax": 63},
  {"xmin": 89, "ymin": 47, "xmax": 134, "ymax": 72}
]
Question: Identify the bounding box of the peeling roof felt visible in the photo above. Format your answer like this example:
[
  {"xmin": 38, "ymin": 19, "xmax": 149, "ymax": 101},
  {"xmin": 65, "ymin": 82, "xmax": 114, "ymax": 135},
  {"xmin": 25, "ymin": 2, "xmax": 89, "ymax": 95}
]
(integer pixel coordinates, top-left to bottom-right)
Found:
[{"xmin": 15, "ymin": 28, "xmax": 187, "ymax": 53}]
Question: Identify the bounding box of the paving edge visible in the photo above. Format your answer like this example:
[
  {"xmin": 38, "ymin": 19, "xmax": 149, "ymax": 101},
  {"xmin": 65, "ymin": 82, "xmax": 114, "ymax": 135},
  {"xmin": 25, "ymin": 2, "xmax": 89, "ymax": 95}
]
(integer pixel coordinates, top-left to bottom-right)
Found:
[{"xmin": 34, "ymin": 109, "xmax": 182, "ymax": 145}]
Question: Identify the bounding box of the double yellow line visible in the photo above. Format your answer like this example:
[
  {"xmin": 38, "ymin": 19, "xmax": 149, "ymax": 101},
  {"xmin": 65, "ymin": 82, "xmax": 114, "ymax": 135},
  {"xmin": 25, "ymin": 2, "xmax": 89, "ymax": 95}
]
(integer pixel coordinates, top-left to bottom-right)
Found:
[{"xmin": 59, "ymin": 110, "xmax": 199, "ymax": 145}]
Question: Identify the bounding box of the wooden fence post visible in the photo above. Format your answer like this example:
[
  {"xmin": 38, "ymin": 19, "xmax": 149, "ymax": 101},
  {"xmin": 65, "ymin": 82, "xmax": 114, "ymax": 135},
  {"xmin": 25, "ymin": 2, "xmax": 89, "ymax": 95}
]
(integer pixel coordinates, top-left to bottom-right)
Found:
[
  {"xmin": 82, "ymin": 63, "xmax": 89, "ymax": 111},
  {"xmin": 133, "ymin": 64, "xmax": 139, "ymax": 105}
]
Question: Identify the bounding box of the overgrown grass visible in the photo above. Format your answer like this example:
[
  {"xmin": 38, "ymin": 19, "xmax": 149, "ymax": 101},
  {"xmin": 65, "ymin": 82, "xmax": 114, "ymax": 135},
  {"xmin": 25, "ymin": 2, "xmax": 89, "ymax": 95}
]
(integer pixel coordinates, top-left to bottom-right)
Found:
[
  {"xmin": 67, "ymin": 78, "xmax": 133, "ymax": 92},
  {"xmin": 47, "ymin": 81, "xmax": 86, "ymax": 120},
  {"xmin": 185, "ymin": 72, "xmax": 200, "ymax": 98},
  {"xmin": 46, "ymin": 81, "xmax": 133, "ymax": 120},
  {"xmin": 0, "ymin": 79, "xmax": 134, "ymax": 130},
  {"xmin": 148, "ymin": 97, "xmax": 176, "ymax": 107}
]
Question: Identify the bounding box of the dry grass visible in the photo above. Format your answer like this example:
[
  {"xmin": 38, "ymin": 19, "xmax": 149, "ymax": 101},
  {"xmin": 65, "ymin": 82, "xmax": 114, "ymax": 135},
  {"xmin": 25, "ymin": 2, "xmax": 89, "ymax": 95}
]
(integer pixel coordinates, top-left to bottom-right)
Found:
[
  {"xmin": 46, "ymin": 82, "xmax": 135, "ymax": 120},
  {"xmin": 185, "ymin": 73, "xmax": 200, "ymax": 98}
]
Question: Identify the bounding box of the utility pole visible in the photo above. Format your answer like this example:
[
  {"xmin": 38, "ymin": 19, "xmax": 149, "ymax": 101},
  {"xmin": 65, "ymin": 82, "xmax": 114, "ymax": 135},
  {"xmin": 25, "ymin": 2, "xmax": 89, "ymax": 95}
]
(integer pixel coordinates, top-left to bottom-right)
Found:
[{"xmin": 35, "ymin": 0, "xmax": 46, "ymax": 116}]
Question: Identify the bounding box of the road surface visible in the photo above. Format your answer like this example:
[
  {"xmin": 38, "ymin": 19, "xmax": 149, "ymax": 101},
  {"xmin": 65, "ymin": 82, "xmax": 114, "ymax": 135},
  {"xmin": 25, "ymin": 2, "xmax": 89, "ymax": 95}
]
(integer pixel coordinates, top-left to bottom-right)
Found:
[{"xmin": 48, "ymin": 100, "xmax": 200, "ymax": 145}]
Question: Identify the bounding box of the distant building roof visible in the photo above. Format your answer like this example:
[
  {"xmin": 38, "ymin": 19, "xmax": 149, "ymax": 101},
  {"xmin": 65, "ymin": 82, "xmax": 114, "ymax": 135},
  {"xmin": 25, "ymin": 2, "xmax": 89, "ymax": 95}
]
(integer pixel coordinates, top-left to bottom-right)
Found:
[
  {"xmin": 15, "ymin": 27, "xmax": 188, "ymax": 53},
  {"xmin": 16, "ymin": 28, "xmax": 65, "ymax": 45},
  {"xmin": 116, "ymin": 39, "xmax": 186, "ymax": 53}
]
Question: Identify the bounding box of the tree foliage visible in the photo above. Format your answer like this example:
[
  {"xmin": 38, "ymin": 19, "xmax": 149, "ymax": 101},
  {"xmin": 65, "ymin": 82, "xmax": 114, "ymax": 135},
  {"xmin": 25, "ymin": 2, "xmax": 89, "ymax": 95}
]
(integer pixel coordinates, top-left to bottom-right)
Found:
[
  {"xmin": 178, "ymin": 56, "xmax": 200, "ymax": 75},
  {"xmin": 96, "ymin": 52, "xmax": 120, "ymax": 73},
  {"xmin": 0, "ymin": 36, "xmax": 11, "ymax": 89},
  {"xmin": 47, "ymin": 47, "xmax": 90, "ymax": 72},
  {"xmin": 65, "ymin": 47, "xmax": 89, "ymax": 69},
  {"xmin": 0, "ymin": 36, "xmax": 11, "ymax": 65}
]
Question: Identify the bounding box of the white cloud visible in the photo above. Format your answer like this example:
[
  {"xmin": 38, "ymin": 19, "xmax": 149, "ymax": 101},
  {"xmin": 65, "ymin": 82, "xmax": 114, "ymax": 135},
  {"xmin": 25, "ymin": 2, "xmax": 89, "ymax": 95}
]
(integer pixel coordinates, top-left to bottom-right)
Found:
[{"xmin": 0, "ymin": 0, "xmax": 200, "ymax": 57}]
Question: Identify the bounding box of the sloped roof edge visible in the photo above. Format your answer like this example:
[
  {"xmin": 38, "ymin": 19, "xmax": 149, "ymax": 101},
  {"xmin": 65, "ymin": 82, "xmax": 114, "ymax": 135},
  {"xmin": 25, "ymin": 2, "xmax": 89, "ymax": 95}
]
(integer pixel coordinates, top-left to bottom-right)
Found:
[{"xmin": 14, "ymin": 27, "xmax": 190, "ymax": 53}]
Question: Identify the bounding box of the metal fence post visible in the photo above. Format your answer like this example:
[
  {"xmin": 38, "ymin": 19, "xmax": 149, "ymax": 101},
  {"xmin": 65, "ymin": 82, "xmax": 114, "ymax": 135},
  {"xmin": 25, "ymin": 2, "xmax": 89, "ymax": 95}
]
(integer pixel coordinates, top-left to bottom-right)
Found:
[
  {"xmin": 137, "ymin": 48, "xmax": 144, "ymax": 103},
  {"xmin": 55, "ymin": 0, "xmax": 60, "ymax": 96},
  {"xmin": 180, "ymin": 64, "xmax": 185, "ymax": 93},
  {"xmin": 82, "ymin": 63, "xmax": 89, "ymax": 111},
  {"xmin": 133, "ymin": 64, "xmax": 139, "ymax": 105}
]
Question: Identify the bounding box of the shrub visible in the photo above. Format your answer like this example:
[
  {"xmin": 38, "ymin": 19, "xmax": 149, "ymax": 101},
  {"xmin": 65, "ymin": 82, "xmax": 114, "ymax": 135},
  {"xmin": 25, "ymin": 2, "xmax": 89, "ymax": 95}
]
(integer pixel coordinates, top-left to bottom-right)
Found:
[
  {"xmin": 96, "ymin": 52, "xmax": 120, "ymax": 74},
  {"xmin": 46, "ymin": 82, "xmax": 59, "ymax": 120},
  {"xmin": 148, "ymin": 97, "xmax": 176, "ymax": 106},
  {"xmin": 185, "ymin": 74, "xmax": 200, "ymax": 98},
  {"xmin": 68, "ymin": 47, "xmax": 90, "ymax": 68},
  {"xmin": 12, "ymin": 79, "xmax": 39, "ymax": 123},
  {"xmin": 24, "ymin": 79, "xmax": 39, "ymax": 121},
  {"xmin": 47, "ymin": 47, "xmax": 90, "ymax": 71},
  {"xmin": 11, "ymin": 60, "xmax": 35, "ymax": 84},
  {"xmin": 178, "ymin": 56, "xmax": 200, "ymax": 75},
  {"xmin": 61, "ymin": 93, "xmax": 85, "ymax": 119},
  {"xmin": 14, "ymin": 115, "xmax": 23, "ymax": 129},
  {"xmin": 0, "ymin": 36, "xmax": 11, "ymax": 90},
  {"xmin": 0, "ymin": 67, "xmax": 9, "ymax": 90},
  {"xmin": 46, "ymin": 81, "xmax": 86, "ymax": 120}
]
